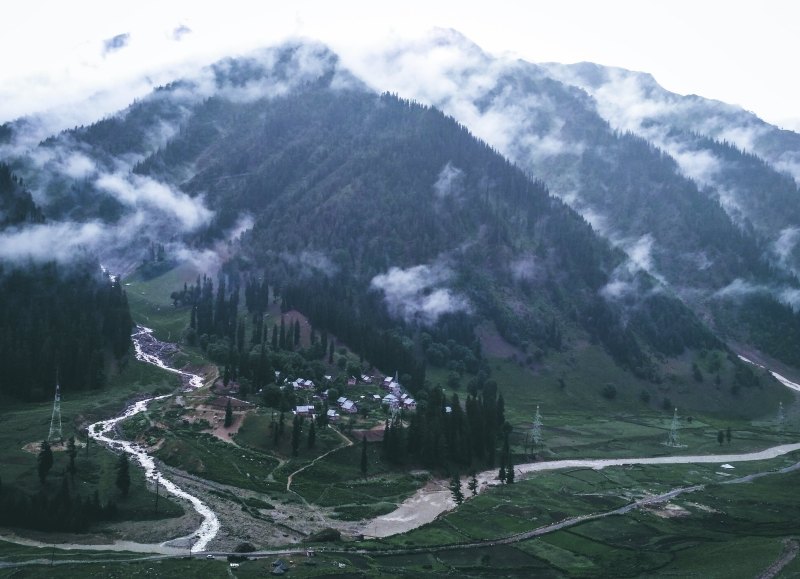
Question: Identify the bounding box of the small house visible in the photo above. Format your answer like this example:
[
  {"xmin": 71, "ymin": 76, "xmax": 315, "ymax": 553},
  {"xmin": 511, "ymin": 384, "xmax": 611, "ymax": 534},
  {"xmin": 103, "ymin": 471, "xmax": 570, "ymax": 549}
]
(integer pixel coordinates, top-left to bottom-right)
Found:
[
  {"xmin": 326, "ymin": 408, "xmax": 340, "ymax": 422},
  {"xmin": 342, "ymin": 400, "xmax": 358, "ymax": 414},
  {"xmin": 382, "ymin": 393, "xmax": 399, "ymax": 409},
  {"xmin": 294, "ymin": 405, "xmax": 315, "ymax": 418}
]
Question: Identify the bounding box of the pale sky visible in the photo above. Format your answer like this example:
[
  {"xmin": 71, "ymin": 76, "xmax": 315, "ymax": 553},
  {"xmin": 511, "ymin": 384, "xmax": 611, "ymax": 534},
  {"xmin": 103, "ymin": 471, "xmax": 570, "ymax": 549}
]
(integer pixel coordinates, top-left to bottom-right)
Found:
[{"xmin": 2, "ymin": 0, "xmax": 799, "ymax": 130}]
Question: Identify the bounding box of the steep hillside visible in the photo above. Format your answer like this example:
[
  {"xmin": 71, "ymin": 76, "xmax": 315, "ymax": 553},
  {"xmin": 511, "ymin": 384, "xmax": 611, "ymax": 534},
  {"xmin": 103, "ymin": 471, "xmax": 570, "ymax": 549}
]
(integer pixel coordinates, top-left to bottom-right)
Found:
[
  {"xmin": 0, "ymin": 165, "xmax": 133, "ymax": 401},
  {"xmin": 339, "ymin": 31, "xmax": 800, "ymax": 370},
  {"xmin": 4, "ymin": 42, "xmax": 781, "ymax": 412}
]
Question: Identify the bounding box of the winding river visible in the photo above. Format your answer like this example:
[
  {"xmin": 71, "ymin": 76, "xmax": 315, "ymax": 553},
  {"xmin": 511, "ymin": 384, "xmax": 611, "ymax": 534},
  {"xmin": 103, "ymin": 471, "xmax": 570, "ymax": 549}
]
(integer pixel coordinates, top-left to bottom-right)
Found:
[{"xmin": 87, "ymin": 326, "xmax": 220, "ymax": 552}]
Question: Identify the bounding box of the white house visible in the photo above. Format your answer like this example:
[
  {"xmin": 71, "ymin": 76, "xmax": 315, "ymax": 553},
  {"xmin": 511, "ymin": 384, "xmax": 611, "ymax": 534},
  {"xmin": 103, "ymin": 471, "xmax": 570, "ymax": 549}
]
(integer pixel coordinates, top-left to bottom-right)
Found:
[
  {"xmin": 294, "ymin": 405, "xmax": 315, "ymax": 417},
  {"xmin": 342, "ymin": 400, "xmax": 358, "ymax": 414},
  {"xmin": 326, "ymin": 408, "xmax": 340, "ymax": 422},
  {"xmin": 382, "ymin": 393, "xmax": 399, "ymax": 409}
]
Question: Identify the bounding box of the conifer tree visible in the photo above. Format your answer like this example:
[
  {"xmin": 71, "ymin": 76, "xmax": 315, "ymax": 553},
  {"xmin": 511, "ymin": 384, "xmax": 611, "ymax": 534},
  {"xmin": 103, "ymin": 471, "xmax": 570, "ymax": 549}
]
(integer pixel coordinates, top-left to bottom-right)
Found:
[
  {"xmin": 308, "ymin": 420, "xmax": 316, "ymax": 449},
  {"xmin": 67, "ymin": 436, "xmax": 77, "ymax": 479},
  {"xmin": 360, "ymin": 436, "xmax": 368, "ymax": 478},
  {"xmin": 468, "ymin": 472, "xmax": 479, "ymax": 496},
  {"xmin": 37, "ymin": 441, "xmax": 53, "ymax": 485},
  {"xmin": 450, "ymin": 472, "xmax": 464, "ymax": 505},
  {"xmin": 291, "ymin": 415, "xmax": 302, "ymax": 457},
  {"xmin": 116, "ymin": 453, "xmax": 131, "ymax": 498},
  {"xmin": 224, "ymin": 399, "xmax": 233, "ymax": 428}
]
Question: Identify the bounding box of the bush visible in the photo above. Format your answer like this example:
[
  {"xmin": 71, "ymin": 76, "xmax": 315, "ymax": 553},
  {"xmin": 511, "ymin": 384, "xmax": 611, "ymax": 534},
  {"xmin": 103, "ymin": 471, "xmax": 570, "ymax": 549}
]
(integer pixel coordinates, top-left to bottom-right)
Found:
[{"xmin": 601, "ymin": 383, "xmax": 617, "ymax": 400}]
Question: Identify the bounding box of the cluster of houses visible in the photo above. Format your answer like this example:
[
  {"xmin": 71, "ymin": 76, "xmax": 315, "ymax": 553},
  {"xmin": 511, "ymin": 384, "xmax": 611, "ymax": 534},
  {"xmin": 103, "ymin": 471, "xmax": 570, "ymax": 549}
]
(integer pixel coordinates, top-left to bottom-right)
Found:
[
  {"xmin": 379, "ymin": 375, "xmax": 416, "ymax": 411},
  {"xmin": 291, "ymin": 372, "xmax": 416, "ymax": 420}
]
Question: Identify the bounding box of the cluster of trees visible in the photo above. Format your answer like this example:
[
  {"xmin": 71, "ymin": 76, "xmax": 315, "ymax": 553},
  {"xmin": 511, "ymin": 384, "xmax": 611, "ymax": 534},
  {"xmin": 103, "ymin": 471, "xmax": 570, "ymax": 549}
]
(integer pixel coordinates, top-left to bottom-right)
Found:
[
  {"xmin": 0, "ymin": 261, "xmax": 133, "ymax": 401},
  {"xmin": 0, "ymin": 163, "xmax": 43, "ymax": 227},
  {"xmin": 382, "ymin": 378, "xmax": 509, "ymax": 471},
  {"xmin": 0, "ymin": 440, "xmax": 130, "ymax": 533},
  {"xmin": 0, "ymin": 166, "xmax": 133, "ymax": 401}
]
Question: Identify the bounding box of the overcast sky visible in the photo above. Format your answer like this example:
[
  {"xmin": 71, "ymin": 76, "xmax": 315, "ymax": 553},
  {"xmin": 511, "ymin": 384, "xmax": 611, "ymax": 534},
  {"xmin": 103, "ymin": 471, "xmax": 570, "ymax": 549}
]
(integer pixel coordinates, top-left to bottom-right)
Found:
[{"xmin": 3, "ymin": 0, "xmax": 799, "ymax": 130}]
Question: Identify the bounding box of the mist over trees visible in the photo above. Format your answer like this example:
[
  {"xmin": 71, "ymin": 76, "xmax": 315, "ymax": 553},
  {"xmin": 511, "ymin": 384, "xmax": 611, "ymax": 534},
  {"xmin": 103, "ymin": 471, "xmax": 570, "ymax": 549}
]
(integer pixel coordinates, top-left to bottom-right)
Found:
[{"xmin": 0, "ymin": 167, "xmax": 133, "ymax": 401}]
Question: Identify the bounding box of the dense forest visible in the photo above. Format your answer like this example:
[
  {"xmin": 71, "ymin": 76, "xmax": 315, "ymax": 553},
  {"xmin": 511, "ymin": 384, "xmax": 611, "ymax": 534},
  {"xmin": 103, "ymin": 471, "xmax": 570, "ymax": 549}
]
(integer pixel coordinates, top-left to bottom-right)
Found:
[
  {"xmin": 0, "ymin": 164, "xmax": 133, "ymax": 401},
  {"xmin": 10, "ymin": 44, "xmax": 788, "ymax": 391},
  {"xmin": 132, "ymin": 85, "xmax": 719, "ymax": 382}
]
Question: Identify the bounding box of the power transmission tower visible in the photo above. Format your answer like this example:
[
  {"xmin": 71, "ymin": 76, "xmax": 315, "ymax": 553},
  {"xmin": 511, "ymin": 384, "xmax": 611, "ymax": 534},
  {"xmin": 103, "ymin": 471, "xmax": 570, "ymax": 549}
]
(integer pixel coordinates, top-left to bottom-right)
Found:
[
  {"xmin": 48, "ymin": 383, "xmax": 63, "ymax": 443},
  {"xmin": 529, "ymin": 405, "xmax": 542, "ymax": 457},
  {"xmin": 665, "ymin": 407, "xmax": 682, "ymax": 447}
]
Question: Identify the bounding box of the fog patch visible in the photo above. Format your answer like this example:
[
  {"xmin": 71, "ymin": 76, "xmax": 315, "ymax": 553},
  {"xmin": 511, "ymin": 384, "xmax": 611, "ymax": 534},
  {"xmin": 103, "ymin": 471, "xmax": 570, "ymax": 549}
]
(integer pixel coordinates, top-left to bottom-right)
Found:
[
  {"xmin": 510, "ymin": 255, "xmax": 544, "ymax": 282},
  {"xmin": 774, "ymin": 227, "xmax": 800, "ymax": 264},
  {"xmin": 600, "ymin": 234, "xmax": 665, "ymax": 300},
  {"xmin": 96, "ymin": 172, "xmax": 212, "ymax": 231},
  {"xmin": 172, "ymin": 25, "xmax": 192, "ymax": 42},
  {"xmin": 433, "ymin": 162, "xmax": 464, "ymax": 201},
  {"xmin": 279, "ymin": 250, "xmax": 338, "ymax": 277},
  {"xmin": 102, "ymin": 33, "xmax": 130, "ymax": 56},
  {"xmin": 714, "ymin": 278, "xmax": 762, "ymax": 301},
  {"xmin": 0, "ymin": 221, "xmax": 106, "ymax": 263},
  {"xmin": 370, "ymin": 261, "xmax": 470, "ymax": 325}
]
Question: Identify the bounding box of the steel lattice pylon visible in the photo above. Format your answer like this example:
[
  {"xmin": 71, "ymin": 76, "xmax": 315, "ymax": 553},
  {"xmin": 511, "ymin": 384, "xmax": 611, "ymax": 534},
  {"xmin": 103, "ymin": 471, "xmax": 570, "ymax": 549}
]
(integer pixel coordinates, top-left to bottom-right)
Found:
[
  {"xmin": 665, "ymin": 407, "xmax": 681, "ymax": 447},
  {"xmin": 48, "ymin": 383, "xmax": 63, "ymax": 443}
]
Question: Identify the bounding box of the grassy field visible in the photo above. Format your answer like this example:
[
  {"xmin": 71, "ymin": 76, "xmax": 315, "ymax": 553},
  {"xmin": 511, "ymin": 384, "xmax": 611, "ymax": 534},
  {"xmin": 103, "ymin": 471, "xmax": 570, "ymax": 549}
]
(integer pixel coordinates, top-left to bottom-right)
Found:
[
  {"xmin": 290, "ymin": 442, "xmax": 430, "ymax": 520},
  {"xmin": 124, "ymin": 262, "xmax": 201, "ymax": 343}
]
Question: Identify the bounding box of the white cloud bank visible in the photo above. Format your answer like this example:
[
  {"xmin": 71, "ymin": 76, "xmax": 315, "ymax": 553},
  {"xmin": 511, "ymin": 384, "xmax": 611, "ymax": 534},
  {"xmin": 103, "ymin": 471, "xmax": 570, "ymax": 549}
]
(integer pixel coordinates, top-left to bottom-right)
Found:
[{"xmin": 370, "ymin": 262, "xmax": 470, "ymax": 325}]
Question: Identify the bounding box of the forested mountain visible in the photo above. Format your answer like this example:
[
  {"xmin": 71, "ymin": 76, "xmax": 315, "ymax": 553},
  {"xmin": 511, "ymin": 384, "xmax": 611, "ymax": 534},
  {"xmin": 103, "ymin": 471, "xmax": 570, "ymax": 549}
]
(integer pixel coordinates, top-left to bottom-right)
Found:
[
  {"xmin": 1, "ymin": 41, "xmax": 783, "ymax": 407},
  {"xmin": 338, "ymin": 31, "xmax": 800, "ymax": 368},
  {"xmin": 0, "ymin": 164, "xmax": 133, "ymax": 401}
]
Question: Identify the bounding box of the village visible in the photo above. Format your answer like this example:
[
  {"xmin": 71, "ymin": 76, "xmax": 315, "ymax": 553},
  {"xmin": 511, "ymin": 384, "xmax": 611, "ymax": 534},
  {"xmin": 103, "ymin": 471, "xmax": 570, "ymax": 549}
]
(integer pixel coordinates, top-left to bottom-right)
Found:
[{"xmin": 287, "ymin": 372, "xmax": 416, "ymax": 424}]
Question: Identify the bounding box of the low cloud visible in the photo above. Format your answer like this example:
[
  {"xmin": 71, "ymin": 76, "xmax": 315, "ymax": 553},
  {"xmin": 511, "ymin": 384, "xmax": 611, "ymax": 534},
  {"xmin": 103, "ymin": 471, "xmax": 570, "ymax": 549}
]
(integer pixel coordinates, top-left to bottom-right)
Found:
[
  {"xmin": 433, "ymin": 162, "xmax": 464, "ymax": 201},
  {"xmin": 102, "ymin": 33, "xmax": 130, "ymax": 56},
  {"xmin": 0, "ymin": 221, "xmax": 106, "ymax": 263},
  {"xmin": 713, "ymin": 278, "xmax": 800, "ymax": 312},
  {"xmin": 96, "ymin": 172, "xmax": 212, "ymax": 231},
  {"xmin": 370, "ymin": 261, "xmax": 470, "ymax": 325},
  {"xmin": 172, "ymin": 25, "xmax": 192, "ymax": 42},
  {"xmin": 600, "ymin": 234, "xmax": 665, "ymax": 300},
  {"xmin": 774, "ymin": 227, "xmax": 800, "ymax": 265},
  {"xmin": 510, "ymin": 255, "xmax": 543, "ymax": 283},
  {"xmin": 279, "ymin": 250, "xmax": 338, "ymax": 277}
]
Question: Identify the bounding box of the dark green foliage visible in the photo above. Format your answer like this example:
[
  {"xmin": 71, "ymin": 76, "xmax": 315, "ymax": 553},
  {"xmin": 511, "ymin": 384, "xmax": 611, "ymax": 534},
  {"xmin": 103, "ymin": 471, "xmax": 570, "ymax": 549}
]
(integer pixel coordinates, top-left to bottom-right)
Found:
[
  {"xmin": 67, "ymin": 436, "xmax": 77, "ymax": 478},
  {"xmin": 360, "ymin": 436, "xmax": 368, "ymax": 478},
  {"xmin": 0, "ymin": 168, "xmax": 131, "ymax": 401},
  {"xmin": 0, "ymin": 260, "xmax": 133, "ymax": 401},
  {"xmin": 291, "ymin": 415, "xmax": 302, "ymax": 457},
  {"xmin": 717, "ymin": 430, "xmax": 725, "ymax": 445},
  {"xmin": 601, "ymin": 383, "xmax": 618, "ymax": 400},
  {"xmin": 0, "ymin": 163, "xmax": 44, "ymax": 227},
  {"xmin": 726, "ymin": 426, "xmax": 732, "ymax": 444},
  {"xmin": 224, "ymin": 399, "xmax": 233, "ymax": 428},
  {"xmin": 37, "ymin": 441, "xmax": 53, "ymax": 485},
  {"xmin": 115, "ymin": 453, "xmax": 131, "ymax": 498},
  {"xmin": 307, "ymin": 419, "xmax": 316, "ymax": 449},
  {"xmin": 0, "ymin": 483, "xmax": 117, "ymax": 533},
  {"xmin": 468, "ymin": 472, "xmax": 478, "ymax": 497},
  {"xmin": 450, "ymin": 472, "xmax": 464, "ymax": 505},
  {"xmin": 715, "ymin": 293, "xmax": 800, "ymax": 369},
  {"xmin": 129, "ymin": 78, "xmax": 712, "ymax": 383}
]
